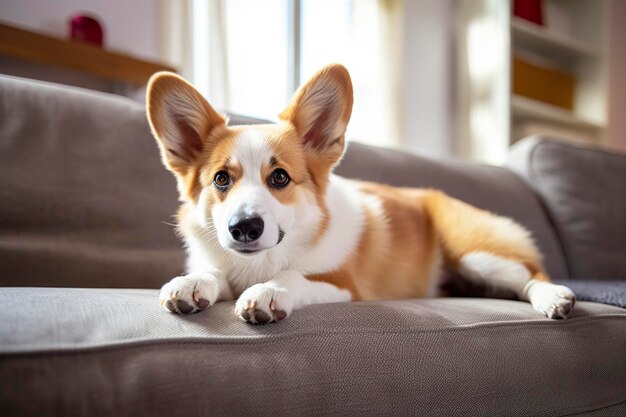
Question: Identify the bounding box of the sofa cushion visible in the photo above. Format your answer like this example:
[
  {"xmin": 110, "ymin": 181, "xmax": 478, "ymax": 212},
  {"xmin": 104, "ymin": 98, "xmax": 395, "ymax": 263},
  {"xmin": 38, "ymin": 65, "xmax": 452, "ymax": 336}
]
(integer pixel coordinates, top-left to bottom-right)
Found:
[
  {"xmin": 1, "ymin": 287, "xmax": 624, "ymax": 416},
  {"xmin": 336, "ymin": 143, "xmax": 569, "ymax": 279},
  {"xmin": 508, "ymin": 137, "xmax": 626, "ymax": 280}
]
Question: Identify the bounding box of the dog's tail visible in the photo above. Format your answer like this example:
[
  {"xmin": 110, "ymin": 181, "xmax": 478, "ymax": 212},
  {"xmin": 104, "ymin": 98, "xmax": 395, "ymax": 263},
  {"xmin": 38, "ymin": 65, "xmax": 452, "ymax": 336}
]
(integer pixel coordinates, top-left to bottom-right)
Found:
[{"xmin": 422, "ymin": 190, "xmax": 550, "ymax": 283}]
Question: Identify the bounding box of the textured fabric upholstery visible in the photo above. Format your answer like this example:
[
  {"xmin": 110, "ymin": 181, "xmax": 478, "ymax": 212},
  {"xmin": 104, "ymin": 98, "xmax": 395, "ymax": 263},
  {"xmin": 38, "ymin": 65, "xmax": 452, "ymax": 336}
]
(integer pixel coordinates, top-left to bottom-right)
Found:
[
  {"xmin": 1, "ymin": 288, "xmax": 625, "ymax": 416},
  {"xmin": 508, "ymin": 137, "xmax": 626, "ymax": 280},
  {"xmin": 0, "ymin": 75, "xmax": 184, "ymax": 288}
]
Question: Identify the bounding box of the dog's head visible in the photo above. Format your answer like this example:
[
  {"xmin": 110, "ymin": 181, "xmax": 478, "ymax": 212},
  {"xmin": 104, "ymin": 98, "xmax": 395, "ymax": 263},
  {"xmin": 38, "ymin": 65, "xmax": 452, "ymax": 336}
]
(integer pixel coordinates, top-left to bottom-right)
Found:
[{"xmin": 146, "ymin": 64, "xmax": 353, "ymax": 257}]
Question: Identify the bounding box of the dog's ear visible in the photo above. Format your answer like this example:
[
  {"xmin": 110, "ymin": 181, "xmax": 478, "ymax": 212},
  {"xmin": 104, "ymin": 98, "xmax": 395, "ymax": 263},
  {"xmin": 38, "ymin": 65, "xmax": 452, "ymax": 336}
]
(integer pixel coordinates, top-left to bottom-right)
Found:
[
  {"xmin": 146, "ymin": 72, "xmax": 225, "ymax": 175},
  {"xmin": 279, "ymin": 64, "xmax": 353, "ymax": 167}
]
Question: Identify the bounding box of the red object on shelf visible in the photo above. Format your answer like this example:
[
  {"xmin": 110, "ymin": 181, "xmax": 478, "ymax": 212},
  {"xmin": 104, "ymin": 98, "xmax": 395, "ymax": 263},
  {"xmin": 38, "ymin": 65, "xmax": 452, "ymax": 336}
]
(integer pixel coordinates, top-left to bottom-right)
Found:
[
  {"xmin": 69, "ymin": 14, "xmax": 104, "ymax": 46},
  {"xmin": 513, "ymin": 0, "xmax": 544, "ymax": 26}
]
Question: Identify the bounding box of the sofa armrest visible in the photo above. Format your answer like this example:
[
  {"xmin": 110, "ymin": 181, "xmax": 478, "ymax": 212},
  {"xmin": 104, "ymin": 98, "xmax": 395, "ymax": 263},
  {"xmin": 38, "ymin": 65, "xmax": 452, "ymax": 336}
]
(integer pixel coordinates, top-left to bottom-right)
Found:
[{"xmin": 508, "ymin": 136, "xmax": 626, "ymax": 281}]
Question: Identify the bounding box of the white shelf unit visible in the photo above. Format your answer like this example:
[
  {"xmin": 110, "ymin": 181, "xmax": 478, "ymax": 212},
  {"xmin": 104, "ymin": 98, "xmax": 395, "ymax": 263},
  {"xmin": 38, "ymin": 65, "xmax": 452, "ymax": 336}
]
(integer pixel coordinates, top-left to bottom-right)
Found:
[
  {"xmin": 510, "ymin": 17, "xmax": 598, "ymax": 64},
  {"xmin": 510, "ymin": 0, "xmax": 609, "ymax": 146},
  {"xmin": 457, "ymin": 0, "xmax": 610, "ymax": 164},
  {"xmin": 511, "ymin": 94, "xmax": 603, "ymax": 130}
]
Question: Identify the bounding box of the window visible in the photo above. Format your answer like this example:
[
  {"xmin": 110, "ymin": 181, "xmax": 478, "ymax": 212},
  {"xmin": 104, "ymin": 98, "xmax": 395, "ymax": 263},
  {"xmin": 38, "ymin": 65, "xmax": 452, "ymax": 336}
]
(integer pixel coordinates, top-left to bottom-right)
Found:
[
  {"xmin": 223, "ymin": 0, "xmax": 290, "ymax": 120},
  {"xmin": 191, "ymin": 0, "xmax": 396, "ymax": 146}
]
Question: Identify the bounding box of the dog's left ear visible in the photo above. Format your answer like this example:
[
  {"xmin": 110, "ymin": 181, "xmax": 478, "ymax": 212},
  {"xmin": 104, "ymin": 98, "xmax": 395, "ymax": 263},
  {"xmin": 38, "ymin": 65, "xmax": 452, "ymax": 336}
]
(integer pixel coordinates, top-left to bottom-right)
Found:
[
  {"xmin": 279, "ymin": 64, "xmax": 353, "ymax": 167},
  {"xmin": 146, "ymin": 72, "xmax": 225, "ymax": 175}
]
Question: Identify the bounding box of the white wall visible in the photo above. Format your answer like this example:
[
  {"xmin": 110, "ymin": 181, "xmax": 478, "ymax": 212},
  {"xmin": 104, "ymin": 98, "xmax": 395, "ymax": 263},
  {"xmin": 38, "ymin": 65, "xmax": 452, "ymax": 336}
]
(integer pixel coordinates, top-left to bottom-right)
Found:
[
  {"xmin": 608, "ymin": 0, "xmax": 626, "ymax": 152},
  {"xmin": 0, "ymin": 0, "xmax": 162, "ymax": 62},
  {"xmin": 401, "ymin": 0, "xmax": 456, "ymax": 155}
]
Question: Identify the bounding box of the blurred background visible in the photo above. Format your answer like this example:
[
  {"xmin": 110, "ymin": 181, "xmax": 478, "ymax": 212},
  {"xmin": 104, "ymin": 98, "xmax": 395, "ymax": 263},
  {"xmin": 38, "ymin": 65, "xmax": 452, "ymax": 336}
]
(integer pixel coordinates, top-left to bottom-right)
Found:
[{"xmin": 1, "ymin": 0, "xmax": 625, "ymax": 163}]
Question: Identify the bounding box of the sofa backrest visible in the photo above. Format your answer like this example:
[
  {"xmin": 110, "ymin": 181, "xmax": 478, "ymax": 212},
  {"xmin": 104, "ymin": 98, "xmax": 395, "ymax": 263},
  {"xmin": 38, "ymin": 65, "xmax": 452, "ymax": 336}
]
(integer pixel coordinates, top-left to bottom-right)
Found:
[
  {"xmin": 0, "ymin": 75, "xmax": 184, "ymax": 288},
  {"xmin": 508, "ymin": 137, "xmax": 626, "ymax": 281},
  {"xmin": 0, "ymin": 75, "xmax": 569, "ymax": 288}
]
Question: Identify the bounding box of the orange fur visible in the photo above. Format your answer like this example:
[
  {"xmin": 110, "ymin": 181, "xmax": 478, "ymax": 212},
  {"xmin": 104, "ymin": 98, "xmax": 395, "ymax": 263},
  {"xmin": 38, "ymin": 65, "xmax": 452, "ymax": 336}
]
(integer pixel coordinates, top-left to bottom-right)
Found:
[{"xmin": 422, "ymin": 190, "xmax": 546, "ymax": 275}]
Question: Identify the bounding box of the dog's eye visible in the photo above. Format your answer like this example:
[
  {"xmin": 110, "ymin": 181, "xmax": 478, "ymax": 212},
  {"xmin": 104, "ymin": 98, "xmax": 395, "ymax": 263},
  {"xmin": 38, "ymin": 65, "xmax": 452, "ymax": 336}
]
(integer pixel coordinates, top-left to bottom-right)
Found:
[
  {"xmin": 269, "ymin": 169, "xmax": 290, "ymax": 188},
  {"xmin": 214, "ymin": 171, "xmax": 231, "ymax": 189}
]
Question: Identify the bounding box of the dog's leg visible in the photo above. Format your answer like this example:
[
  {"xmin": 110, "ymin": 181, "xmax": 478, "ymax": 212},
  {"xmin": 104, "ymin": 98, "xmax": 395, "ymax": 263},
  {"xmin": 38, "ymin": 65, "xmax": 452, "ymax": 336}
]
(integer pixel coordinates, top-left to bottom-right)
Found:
[
  {"xmin": 159, "ymin": 270, "xmax": 230, "ymax": 314},
  {"xmin": 458, "ymin": 252, "xmax": 575, "ymax": 319},
  {"xmin": 234, "ymin": 270, "xmax": 351, "ymax": 324},
  {"xmin": 424, "ymin": 191, "xmax": 575, "ymax": 319}
]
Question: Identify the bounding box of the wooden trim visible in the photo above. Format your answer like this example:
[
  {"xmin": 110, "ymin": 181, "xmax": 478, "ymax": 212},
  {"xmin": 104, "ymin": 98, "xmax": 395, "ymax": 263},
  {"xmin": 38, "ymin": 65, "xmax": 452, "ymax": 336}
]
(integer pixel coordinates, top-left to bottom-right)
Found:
[{"xmin": 0, "ymin": 22, "xmax": 176, "ymax": 86}]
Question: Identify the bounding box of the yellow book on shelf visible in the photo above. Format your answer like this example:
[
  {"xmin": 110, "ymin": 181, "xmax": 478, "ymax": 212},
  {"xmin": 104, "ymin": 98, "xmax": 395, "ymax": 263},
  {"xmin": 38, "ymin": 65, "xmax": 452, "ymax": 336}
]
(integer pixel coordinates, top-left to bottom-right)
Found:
[{"xmin": 513, "ymin": 56, "xmax": 575, "ymax": 110}]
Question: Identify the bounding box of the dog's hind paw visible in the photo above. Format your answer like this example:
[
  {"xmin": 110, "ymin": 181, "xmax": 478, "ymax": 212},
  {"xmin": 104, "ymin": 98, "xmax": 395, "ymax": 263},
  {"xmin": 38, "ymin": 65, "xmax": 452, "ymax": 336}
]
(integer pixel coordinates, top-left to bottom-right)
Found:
[
  {"xmin": 159, "ymin": 274, "xmax": 219, "ymax": 314},
  {"xmin": 527, "ymin": 281, "xmax": 576, "ymax": 319},
  {"xmin": 235, "ymin": 283, "xmax": 293, "ymax": 324}
]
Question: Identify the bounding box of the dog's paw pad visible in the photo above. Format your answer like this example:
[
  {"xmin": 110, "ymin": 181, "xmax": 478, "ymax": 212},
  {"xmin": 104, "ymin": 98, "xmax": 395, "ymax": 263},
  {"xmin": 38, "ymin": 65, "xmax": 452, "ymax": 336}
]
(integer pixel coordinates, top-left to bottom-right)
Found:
[
  {"xmin": 274, "ymin": 309, "xmax": 287, "ymax": 321},
  {"xmin": 159, "ymin": 275, "xmax": 219, "ymax": 314},
  {"xmin": 237, "ymin": 306, "xmax": 286, "ymax": 324},
  {"xmin": 545, "ymin": 298, "xmax": 575, "ymax": 320},
  {"xmin": 175, "ymin": 299, "xmax": 194, "ymax": 314},
  {"xmin": 253, "ymin": 309, "xmax": 272, "ymax": 324},
  {"xmin": 164, "ymin": 300, "xmax": 176, "ymax": 313},
  {"xmin": 193, "ymin": 291, "xmax": 211, "ymax": 310},
  {"xmin": 235, "ymin": 284, "xmax": 292, "ymax": 324}
]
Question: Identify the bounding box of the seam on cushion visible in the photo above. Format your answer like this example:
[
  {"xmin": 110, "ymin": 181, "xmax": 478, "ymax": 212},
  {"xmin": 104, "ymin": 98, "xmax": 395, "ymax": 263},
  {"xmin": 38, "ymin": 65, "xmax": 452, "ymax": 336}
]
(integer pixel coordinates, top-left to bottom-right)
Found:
[
  {"xmin": 562, "ymin": 399, "xmax": 626, "ymax": 417},
  {"xmin": 528, "ymin": 398, "xmax": 626, "ymax": 417},
  {"xmin": 528, "ymin": 140, "xmax": 575, "ymax": 278},
  {"xmin": 1, "ymin": 314, "xmax": 624, "ymax": 357}
]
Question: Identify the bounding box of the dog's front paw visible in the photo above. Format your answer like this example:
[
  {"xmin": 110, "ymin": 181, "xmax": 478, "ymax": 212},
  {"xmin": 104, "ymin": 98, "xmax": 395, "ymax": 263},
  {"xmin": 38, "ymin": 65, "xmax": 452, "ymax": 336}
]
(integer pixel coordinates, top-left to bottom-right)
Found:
[
  {"xmin": 159, "ymin": 274, "xmax": 219, "ymax": 314},
  {"xmin": 235, "ymin": 283, "xmax": 293, "ymax": 324},
  {"xmin": 528, "ymin": 282, "xmax": 576, "ymax": 319}
]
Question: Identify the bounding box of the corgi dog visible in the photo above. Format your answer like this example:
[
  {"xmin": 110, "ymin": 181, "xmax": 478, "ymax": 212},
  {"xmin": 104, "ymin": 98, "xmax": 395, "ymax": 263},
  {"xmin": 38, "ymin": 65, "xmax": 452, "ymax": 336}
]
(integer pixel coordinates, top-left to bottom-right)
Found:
[{"xmin": 146, "ymin": 64, "xmax": 575, "ymax": 324}]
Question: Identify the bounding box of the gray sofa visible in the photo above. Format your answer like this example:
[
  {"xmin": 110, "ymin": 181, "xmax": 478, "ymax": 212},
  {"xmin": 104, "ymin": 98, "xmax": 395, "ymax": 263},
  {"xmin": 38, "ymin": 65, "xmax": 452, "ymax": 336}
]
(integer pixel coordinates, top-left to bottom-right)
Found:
[{"xmin": 0, "ymin": 75, "xmax": 625, "ymax": 416}]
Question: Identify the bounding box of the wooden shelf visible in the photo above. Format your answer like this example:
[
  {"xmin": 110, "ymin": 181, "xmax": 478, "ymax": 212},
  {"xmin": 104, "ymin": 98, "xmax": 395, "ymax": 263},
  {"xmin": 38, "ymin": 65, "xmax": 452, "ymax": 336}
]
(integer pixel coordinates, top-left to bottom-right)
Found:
[
  {"xmin": 511, "ymin": 95, "xmax": 604, "ymax": 130},
  {"xmin": 0, "ymin": 22, "xmax": 175, "ymax": 86},
  {"xmin": 511, "ymin": 17, "xmax": 597, "ymax": 64}
]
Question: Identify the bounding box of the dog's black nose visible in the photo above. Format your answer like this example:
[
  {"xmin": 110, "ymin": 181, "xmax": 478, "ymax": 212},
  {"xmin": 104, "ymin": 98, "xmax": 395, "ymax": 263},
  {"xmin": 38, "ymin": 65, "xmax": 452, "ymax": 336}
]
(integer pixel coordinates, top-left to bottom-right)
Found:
[{"xmin": 228, "ymin": 215, "xmax": 264, "ymax": 243}]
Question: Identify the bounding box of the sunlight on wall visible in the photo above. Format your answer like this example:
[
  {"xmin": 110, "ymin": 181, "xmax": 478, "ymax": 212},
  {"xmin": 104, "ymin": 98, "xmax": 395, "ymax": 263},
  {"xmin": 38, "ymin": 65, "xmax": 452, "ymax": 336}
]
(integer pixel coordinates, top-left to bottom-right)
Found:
[
  {"xmin": 467, "ymin": 16, "xmax": 508, "ymax": 163},
  {"xmin": 467, "ymin": 18, "xmax": 502, "ymax": 87},
  {"xmin": 223, "ymin": 0, "xmax": 289, "ymax": 120},
  {"xmin": 192, "ymin": 0, "xmax": 211, "ymax": 96},
  {"xmin": 301, "ymin": 0, "xmax": 391, "ymax": 145},
  {"xmin": 462, "ymin": 0, "xmax": 510, "ymax": 164}
]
